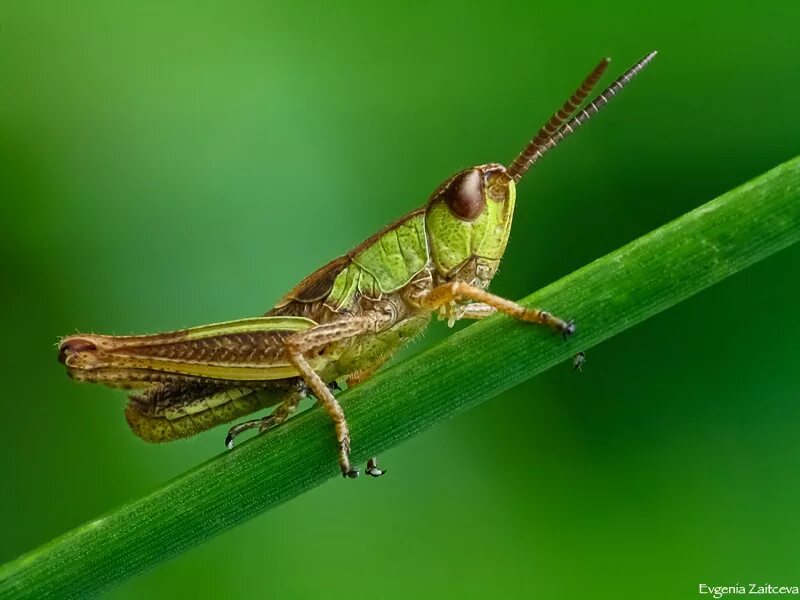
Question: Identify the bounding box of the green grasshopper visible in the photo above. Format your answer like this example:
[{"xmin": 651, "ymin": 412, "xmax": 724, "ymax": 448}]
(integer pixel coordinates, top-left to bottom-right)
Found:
[{"xmin": 59, "ymin": 52, "xmax": 656, "ymax": 478}]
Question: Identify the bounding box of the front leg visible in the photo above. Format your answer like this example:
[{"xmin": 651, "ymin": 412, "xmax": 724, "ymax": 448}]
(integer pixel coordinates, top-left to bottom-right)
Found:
[
  {"xmin": 439, "ymin": 301, "xmax": 496, "ymax": 327},
  {"xmin": 421, "ymin": 281, "xmax": 575, "ymax": 337},
  {"xmin": 285, "ymin": 315, "xmax": 388, "ymax": 479},
  {"xmin": 460, "ymin": 302, "xmax": 497, "ymax": 320}
]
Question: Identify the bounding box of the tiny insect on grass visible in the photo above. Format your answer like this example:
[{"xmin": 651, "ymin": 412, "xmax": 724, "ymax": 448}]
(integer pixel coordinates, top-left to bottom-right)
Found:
[{"xmin": 58, "ymin": 51, "xmax": 657, "ymax": 478}]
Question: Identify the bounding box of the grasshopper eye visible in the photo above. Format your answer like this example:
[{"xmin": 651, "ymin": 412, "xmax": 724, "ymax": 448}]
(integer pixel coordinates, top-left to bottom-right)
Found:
[{"xmin": 444, "ymin": 169, "xmax": 484, "ymax": 221}]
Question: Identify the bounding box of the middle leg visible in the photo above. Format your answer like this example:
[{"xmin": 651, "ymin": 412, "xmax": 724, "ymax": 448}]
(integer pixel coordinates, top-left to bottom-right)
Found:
[{"xmin": 225, "ymin": 386, "xmax": 305, "ymax": 449}]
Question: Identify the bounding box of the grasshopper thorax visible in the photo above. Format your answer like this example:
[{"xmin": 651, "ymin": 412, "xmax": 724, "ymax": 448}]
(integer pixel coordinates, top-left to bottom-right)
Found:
[{"xmin": 425, "ymin": 163, "xmax": 516, "ymax": 279}]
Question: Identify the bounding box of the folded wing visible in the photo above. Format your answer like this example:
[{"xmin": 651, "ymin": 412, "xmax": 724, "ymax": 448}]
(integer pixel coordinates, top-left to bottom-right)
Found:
[{"xmin": 58, "ymin": 316, "xmax": 318, "ymax": 385}]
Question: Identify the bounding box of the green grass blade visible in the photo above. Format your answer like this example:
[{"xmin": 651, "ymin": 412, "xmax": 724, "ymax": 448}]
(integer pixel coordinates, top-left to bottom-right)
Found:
[{"xmin": 2, "ymin": 156, "xmax": 799, "ymax": 599}]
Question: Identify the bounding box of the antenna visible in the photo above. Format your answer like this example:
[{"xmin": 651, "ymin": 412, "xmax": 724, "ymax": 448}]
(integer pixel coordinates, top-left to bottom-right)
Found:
[
  {"xmin": 526, "ymin": 57, "xmax": 610, "ymax": 155},
  {"xmin": 507, "ymin": 51, "xmax": 657, "ymax": 182}
]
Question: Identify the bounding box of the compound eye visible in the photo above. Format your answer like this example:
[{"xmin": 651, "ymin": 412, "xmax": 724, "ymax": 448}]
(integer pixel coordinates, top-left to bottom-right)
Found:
[{"xmin": 445, "ymin": 169, "xmax": 484, "ymax": 221}]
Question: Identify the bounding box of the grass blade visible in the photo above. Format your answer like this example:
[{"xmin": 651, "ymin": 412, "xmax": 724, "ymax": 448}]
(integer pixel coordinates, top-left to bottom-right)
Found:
[{"xmin": 2, "ymin": 156, "xmax": 799, "ymax": 599}]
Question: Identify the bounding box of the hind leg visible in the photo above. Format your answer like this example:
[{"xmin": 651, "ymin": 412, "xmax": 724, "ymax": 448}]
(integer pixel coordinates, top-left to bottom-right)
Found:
[
  {"xmin": 346, "ymin": 358, "xmax": 392, "ymax": 477},
  {"xmin": 284, "ymin": 315, "xmax": 392, "ymax": 478}
]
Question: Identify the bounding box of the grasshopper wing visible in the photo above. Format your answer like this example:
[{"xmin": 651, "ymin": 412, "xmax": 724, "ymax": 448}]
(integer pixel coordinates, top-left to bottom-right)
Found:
[{"xmin": 58, "ymin": 316, "xmax": 317, "ymax": 385}]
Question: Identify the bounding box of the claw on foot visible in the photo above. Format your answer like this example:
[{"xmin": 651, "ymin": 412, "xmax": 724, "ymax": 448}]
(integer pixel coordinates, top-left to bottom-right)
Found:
[
  {"xmin": 562, "ymin": 319, "xmax": 576, "ymax": 339},
  {"xmin": 342, "ymin": 468, "xmax": 360, "ymax": 479},
  {"xmin": 225, "ymin": 417, "xmax": 268, "ymax": 450},
  {"xmin": 366, "ymin": 457, "xmax": 386, "ymax": 478}
]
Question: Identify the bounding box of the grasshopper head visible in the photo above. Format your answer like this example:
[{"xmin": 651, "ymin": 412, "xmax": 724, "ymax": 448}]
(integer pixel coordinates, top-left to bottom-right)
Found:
[
  {"xmin": 425, "ymin": 163, "xmax": 516, "ymax": 277},
  {"xmin": 424, "ymin": 51, "xmax": 658, "ymax": 280}
]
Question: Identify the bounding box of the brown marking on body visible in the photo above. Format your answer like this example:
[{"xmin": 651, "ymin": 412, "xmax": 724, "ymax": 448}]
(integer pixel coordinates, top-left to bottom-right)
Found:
[{"xmin": 273, "ymin": 255, "xmax": 350, "ymax": 308}]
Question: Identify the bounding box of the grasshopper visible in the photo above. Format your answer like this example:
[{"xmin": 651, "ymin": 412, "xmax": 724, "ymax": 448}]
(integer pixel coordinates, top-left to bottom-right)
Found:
[{"xmin": 58, "ymin": 52, "xmax": 656, "ymax": 478}]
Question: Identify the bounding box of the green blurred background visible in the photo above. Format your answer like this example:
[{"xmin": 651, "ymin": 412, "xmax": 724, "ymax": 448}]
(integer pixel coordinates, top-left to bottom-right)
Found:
[{"xmin": 2, "ymin": 1, "xmax": 799, "ymax": 598}]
